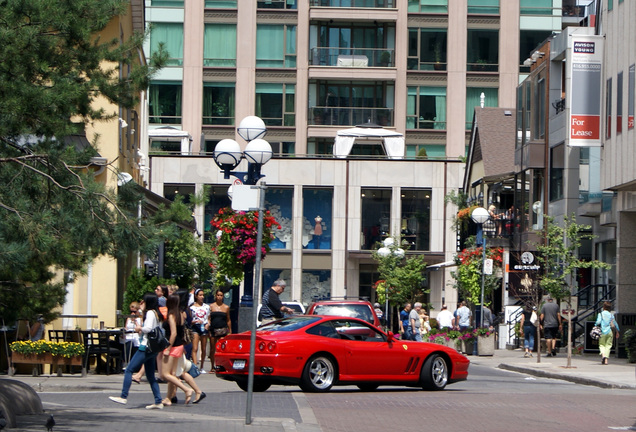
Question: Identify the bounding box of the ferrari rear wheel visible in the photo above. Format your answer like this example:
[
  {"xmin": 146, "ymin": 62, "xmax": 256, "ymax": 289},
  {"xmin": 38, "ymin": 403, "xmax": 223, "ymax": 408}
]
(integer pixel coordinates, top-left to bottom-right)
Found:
[
  {"xmin": 300, "ymin": 354, "xmax": 336, "ymax": 392},
  {"xmin": 236, "ymin": 379, "xmax": 272, "ymax": 392},
  {"xmin": 420, "ymin": 354, "xmax": 448, "ymax": 391},
  {"xmin": 357, "ymin": 384, "xmax": 379, "ymax": 392}
]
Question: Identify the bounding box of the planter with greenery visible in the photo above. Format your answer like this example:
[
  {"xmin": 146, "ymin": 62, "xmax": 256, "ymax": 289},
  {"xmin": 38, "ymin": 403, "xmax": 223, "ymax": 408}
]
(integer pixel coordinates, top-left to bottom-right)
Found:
[
  {"xmin": 624, "ymin": 329, "xmax": 636, "ymax": 363},
  {"xmin": 10, "ymin": 340, "xmax": 86, "ymax": 376}
]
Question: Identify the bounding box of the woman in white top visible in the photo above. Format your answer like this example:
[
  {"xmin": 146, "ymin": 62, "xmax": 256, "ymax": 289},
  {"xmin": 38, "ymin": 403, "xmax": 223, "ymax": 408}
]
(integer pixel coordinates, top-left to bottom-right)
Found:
[
  {"xmin": 189, "ymin": 289, "xmax": 211, "ymax": 372},
  {"xmin": 120, "ymin": 301, "xmax": 142, "ymax": 365},
  {"xmin": 109, "ymin": 293, "xmax": 165, "ymax": 409}
]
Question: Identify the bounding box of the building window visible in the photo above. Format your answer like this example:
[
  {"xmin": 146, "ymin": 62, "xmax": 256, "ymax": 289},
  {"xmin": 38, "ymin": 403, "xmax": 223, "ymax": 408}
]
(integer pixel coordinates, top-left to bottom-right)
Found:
[
  {"xmin": 203, "ymin": 186, "xmax": 232, "ymax": 240},
  {"xmin": 467, "ymin": 29, "xmax": 498, "ymax": 72},
  {"xmin": 407, "ymin": 0, "xmax": 447, "ymax": 13},
  {"xmin": 466, "ymin": 87, "xmax": 498, "ymax": 129},
  {"xmin": 205, "ymin": 0, "xmax": 237, "ymax": 7},
  {"xmin": 202, "ymin": 83, "xmax": 235, "ymax": 125},
  {"xmin": 265, "ymin": 188, "xmax": 294, "ymax": 250},
  {"xmin": 303, "ymin": 188, "xmax": 333, "ymax": 250},
  {"xmin": 262, "ymin": 269, "xmax": 291, "ymax": 299},
  {"xmin": 406, "ymin": 145, "xmax": 446, "ymax": 160},
  {"xmin": 608, "ymin": 0, "xmax": 613, "ymax": 10},
  {"xmin": 401, "ymin": 189, "xmax": 431, "ymax": 251},
  {"xmin": 606, "ymin": 78, "xmax": 612, "ymax": 139},
  {"xmin": 150, "ymin": 23, "xmax": 184, "ymax": 66},
  {"xmin": 629, "ymin": 65, "xmax": 634, "ymax": 130},
  {"xmin": 407, "ymin": 29, "xmax": 447, "ymax": 71},
  {"xmin": 269, "ymin": 141, "xmax": 296, "ymax": 156},
  {"xmin": 309, "ymin": 21, "xmax": 394, "ymax": 68},
  {"xmin": 256, "ymin": 83, "xmax": 295, "ymax": 127},
  {"xmin": 307, "ymin": 138, "xmax": 334, "ymax": 156},
  {"xmin": 301, "ymin": 270, "xmax": 331, "ymax": 305},
  {"xmin": 149, "ymin": 82, "xmax": 182, "ymax": 124},
  {"xmin": 163, "ymin": 184, "xmax": 195, "ymax": 202},
  {"xmin": 617, "ymin": 72, "xmax": 623, "ymax": 135},
  {"xmin": 519, "ymin": 30, "xmax": 552, "ymax": 71},
  {"xmin": 204, "ymin": 24, "xmax": 237, "ymax": 67},
  {"xmin": 310, "ymin": 81, "xmax": 395, "ymax": 127},
  {"xmin": 535, "ymin": 76, "xmax": 546, "ymax": 138},
  {"xmin": 361, "ymin": 188, "xmax": 391, "ymax": 250},
  {"xmin": 407, "ymin": 86, "xmax": 447, "ymax": 130},
  {"xmin": 549, "ymin": 145, "xmax": 564, "ymax": 202},
  {"xmin": 151, "ymin": 0, "xmax": 184, "ymax": 7},
  {"xmin": 256, "ymin": 25, "xmax": 296, "ymax": 68},
  {"xmin": 257, "ymin": 0, "xmax": 297, "ymax": 9},
  {"xmin": 520, "ymin": 0, "xmax": 553, "ymax": 15},
  {"xmin": 467, "ymin": 0, "xmax": 499, "ymax": 15}
]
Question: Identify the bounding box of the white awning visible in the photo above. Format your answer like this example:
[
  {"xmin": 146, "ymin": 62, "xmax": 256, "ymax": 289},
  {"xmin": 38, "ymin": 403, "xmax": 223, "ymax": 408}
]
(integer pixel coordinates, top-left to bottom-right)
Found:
[
  {"xmin": 149, "ymin": 127, "xmax": 192, "ymax": 154},
  {"xmin": 334, "ymin": 126, "xmax": 405, "ymax": 159},
  {"xmin": 427, "ymin": 261, "xmax": 457, "ymax": 270}
]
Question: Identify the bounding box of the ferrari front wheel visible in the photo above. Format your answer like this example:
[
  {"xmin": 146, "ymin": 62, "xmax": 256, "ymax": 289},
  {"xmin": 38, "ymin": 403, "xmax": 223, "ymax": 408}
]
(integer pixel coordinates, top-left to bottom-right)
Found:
[
  {"xmin": 420, "ymin": 354, "xmax": 448, "ymax": 391},
  {"xmin": 300, "ymin": 354, "xmax": 336, "ymax": 392}
]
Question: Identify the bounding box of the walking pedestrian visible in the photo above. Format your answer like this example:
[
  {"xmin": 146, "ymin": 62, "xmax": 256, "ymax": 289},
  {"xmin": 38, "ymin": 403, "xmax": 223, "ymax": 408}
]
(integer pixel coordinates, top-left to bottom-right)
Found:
[
  {"xmin": 436, "ymin": 304, "xmax": 454, "ymax": 330},
  {"xmin": 399, "ymin": 303, "xmax": 412, "ymax": 340},
  {"xmin": 409, "ymin": 303, "xmax": 423, "ymax": 341},
  {"xmin": 596, "ymin": 301, "xmax": 620, "ymax": 365},
  {"xmin": 190, "ymin": 288, "xmax": 211, "ymax": 372},
  {"xmin": 519, "ymin": 305, "xmax": 537, "ymax": 358},
  {"xmin": 209, "ymin": 289, "xmax": 231, "ymax": 372},
  {"xmin": 109, "ymin": 293, "xmax": 164, "ymax": 409},
  {"xmin": 540, "ymin": 295, "xmax": 562, "ymax": 357}
]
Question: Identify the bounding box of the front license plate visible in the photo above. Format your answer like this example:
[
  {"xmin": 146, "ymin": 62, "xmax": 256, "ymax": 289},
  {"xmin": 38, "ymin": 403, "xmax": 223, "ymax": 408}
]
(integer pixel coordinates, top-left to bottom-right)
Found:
[{"xmin": 233, "ymin": 359, "xmax": 246, "ymax": 370}]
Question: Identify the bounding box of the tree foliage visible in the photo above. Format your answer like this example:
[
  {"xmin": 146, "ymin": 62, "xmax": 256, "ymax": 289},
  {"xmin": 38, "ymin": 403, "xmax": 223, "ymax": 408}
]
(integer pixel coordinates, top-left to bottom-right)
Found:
[
  {"xmin": 372, "ymin": 236, "xmax": 427, "ymax": 307},
  {"xmin": 164, "ymin": 229, "xmax": 216, "ymax": 291},
  {"xmin": 451, "ymin": 246, "xmax": 503, "ymax": 306},
  {"xmin": 0, "ymin": 0, "xmax": 187, "ymax": 324}
]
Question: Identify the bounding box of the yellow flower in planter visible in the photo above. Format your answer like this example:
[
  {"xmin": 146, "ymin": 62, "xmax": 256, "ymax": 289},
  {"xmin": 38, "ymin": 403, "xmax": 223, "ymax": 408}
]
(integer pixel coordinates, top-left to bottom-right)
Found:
[{"xmin": 10, "ymin": 340, "xmax": 85, "ymax": 358}]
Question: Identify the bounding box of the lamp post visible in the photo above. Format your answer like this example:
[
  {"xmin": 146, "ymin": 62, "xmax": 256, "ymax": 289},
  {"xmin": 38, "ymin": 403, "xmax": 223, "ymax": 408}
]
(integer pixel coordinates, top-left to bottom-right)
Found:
[
  {"xmin": 377, "ymin": 237, "xmax": 405, "ymax": 332},
  {"xmin": 212, "ymin": 116, "xmax": 272, "ymax": 309},
  {"xmin": 471, "ymin": 207, "xmax": 490, "ymax": 331}
]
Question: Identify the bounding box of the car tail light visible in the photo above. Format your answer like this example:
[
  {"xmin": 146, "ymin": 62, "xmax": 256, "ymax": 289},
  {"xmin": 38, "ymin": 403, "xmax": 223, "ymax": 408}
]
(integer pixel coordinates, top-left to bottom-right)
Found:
[
  {"xmin": 219, "ymin": 341, "xmax": 227, "ymax": 351},
  {"xmin": 267, "ymin": 342, "xmax": 277, "ymax": 352},
  {"xmin": 258, "ymin": 342, "xmax": 266, "ymax": 352}
]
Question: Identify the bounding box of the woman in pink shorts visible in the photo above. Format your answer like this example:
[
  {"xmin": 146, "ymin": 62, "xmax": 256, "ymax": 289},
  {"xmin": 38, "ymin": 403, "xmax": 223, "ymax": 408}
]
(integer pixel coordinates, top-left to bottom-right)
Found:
[{"xmin": 160, "ymin": 294, "xmax": 194, "ymax": 405}]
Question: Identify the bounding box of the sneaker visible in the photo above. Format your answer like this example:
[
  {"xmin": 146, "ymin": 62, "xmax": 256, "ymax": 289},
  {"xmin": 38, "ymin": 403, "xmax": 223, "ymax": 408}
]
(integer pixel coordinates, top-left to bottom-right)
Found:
[
  {"xmin": 200, "ymin": 369, "xmax": 207, "ymax": 374},
  {"xmin": 528, "ymin": 353, "xmax": 533, "ymax": 357},
  {"xmin": 552, "ymin": 350, "xmax": 557, "ymax": 357},
  {"xmin": 524, "ymin": 352, "xmax": 529, "ymax": 358},
  {"xmin": 109, "ymin": 396, "xmax": 127, "ymax": 405},
  {"xmin": 145, "ymin": 403, "xmax": 164, "ymax": 410},
  {"xmin": 170, "ymin": 396, "xmax": 178, "ymax": 404},
  {"xmin": 546, "ymin": 352, "xmax": 552, "ymax": 357}
]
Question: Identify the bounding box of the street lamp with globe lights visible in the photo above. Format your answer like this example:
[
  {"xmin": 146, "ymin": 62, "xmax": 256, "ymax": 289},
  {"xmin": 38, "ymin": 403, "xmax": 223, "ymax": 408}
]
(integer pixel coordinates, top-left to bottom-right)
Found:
[
  {"xmin": 470, "ymin": 207, "xmax": 490, "ymax": 331},
  {"xmin": 211, "ymin": 116, "xmax": 272, "ymax": 308}
]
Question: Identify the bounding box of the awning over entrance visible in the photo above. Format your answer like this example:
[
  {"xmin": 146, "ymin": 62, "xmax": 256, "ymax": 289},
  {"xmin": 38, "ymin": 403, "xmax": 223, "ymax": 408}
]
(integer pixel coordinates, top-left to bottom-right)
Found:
[{"xmin": 334, "ymin": 124, "xmax": 405, "ymax": 159}]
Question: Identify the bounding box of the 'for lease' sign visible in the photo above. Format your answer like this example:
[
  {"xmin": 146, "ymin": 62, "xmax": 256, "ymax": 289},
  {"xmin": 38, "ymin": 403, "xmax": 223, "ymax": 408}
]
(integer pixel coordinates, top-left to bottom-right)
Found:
[{"xmin": 568, "ymin": 35, "xmax": 604, "ymax": 146}]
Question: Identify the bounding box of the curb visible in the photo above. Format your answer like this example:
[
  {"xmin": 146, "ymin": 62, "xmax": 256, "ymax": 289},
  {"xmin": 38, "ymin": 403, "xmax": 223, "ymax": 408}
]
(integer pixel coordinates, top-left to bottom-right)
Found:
[{"xmin": 498, "ymin": 363, "xmax": 636, "ymax": 390}]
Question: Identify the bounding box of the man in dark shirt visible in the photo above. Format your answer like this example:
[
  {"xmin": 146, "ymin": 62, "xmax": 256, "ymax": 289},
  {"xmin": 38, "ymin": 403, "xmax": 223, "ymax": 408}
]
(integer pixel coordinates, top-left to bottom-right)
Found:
[{"xmin": 259, "ymin": 279, "xmax": 293, "ymax": 324}]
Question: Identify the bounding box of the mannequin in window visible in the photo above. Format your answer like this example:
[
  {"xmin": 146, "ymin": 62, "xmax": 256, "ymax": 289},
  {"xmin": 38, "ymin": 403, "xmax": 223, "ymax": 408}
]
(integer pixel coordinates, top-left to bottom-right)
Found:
[{"xmin": 314, "ymin": 216, "xmax": 323, "ymax": 249}]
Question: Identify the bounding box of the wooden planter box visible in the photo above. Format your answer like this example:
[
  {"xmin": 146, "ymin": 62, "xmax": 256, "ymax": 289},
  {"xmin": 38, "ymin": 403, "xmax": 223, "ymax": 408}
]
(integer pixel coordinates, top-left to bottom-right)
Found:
[{"xmin": 10, "ymin": 352, "xmax": 85, "ymax": 377}]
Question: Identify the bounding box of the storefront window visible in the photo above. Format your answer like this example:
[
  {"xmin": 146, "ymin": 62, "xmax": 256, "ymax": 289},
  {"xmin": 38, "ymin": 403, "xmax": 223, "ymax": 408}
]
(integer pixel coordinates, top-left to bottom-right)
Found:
[
  {"xmin": 265, "ymin": 188, "xmax": 293, "ymax": 250},
  {"xmin": 204, "ymin": 186, "xmax": 231, "ymax": 240},
  {"xmin": 302, "ymin": 270, "xmax": 331, "ymax": 305},
  {"xmin": 302, "ymin": 188, "xmax": 333, "ymax": 250},
  {"xmin": 361, "ymin": 188, "xmax": 391, "ymax": 250},
  {"xmin": 400, "ymin": 189, "xmax": 431, "ymax": 251}
]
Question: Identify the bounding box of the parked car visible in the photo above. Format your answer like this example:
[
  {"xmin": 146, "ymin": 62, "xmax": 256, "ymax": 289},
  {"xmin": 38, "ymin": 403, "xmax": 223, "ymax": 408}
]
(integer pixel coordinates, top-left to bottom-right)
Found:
[
  {"xmin": 306, "ymin": 299, "xmax": 382, "ymax": 328},
  {"xmin": 256, "ymin": 301, "xmax": 305, "ymax": 327},
  {"xmin": 214, "ymin": 315, "xmax": 469, "ymax": 393}
]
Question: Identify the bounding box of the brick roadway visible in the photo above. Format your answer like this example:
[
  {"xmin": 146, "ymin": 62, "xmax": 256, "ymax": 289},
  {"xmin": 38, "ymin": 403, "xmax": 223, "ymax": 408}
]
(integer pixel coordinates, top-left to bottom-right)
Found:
[{"xmin": 304, "ymin": 382, "xmax": 636, "ymax": 432}]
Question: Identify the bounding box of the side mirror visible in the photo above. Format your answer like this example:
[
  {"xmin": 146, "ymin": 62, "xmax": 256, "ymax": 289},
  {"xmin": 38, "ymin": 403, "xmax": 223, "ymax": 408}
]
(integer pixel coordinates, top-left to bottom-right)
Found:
[{"xmin": 387, "ymin": 331, "xmax": 395, "ymax": 342}]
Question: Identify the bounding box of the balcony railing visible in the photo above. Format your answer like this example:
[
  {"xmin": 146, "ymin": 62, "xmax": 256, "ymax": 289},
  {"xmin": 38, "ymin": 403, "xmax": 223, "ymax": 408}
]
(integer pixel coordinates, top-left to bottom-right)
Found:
[
  {"xmin": 309, "ymin": 106, "xmax": 393, "ymax": 126},
  {"xmin": 467, "ymin": 62, "xmax": 498, "ymax": 72},
  {"xmin": 202, "ymin": 116, "xmax": 234, "ymax": 126},
  {"xmin": 150, "ymin": 115, "xmax": 182, "ymax": 125},
  {"xmin": 309, "ymin": 0, "xmax": 395, "ymax": 7},
  {"xmin": 310, "ymin": 47, "xmax": 394, "ymax": 67}
]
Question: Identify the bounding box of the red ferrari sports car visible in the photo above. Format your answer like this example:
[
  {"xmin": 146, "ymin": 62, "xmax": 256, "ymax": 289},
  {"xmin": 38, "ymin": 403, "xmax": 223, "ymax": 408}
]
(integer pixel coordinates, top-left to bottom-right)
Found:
[{"xmin": 214, "ymin": 315, "xmax": 469, "ymax": 392}]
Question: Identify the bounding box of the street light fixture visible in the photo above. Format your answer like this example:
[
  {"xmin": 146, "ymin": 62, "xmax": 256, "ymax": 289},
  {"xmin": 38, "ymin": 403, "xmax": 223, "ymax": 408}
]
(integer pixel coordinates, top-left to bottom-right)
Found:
[
  {"xmin": 212, "ymin": 116, "xmax": 272, "ymax": 310},
  {"xmin": 471, "ymin": 207, "xmax": 490, "ymax": 333}
]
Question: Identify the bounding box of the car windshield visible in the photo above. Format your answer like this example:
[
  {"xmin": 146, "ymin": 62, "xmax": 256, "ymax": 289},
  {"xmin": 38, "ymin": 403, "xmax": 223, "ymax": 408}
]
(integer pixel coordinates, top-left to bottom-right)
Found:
[
  {"xmin": 258, "ymin": 316, "xmax": 320, "ymax": 332},
  {"xmin": 312, "ymin": 304, "xmax": 373, "ymax": 324}
]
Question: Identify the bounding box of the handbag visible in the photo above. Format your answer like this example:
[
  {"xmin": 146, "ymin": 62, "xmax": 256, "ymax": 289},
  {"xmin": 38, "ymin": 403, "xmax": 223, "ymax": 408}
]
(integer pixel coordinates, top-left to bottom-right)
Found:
[
  {"xmin": 213, "ymin": 327, "xmax": 229, "ymax": 338},
  {"xmin": 184, "ymin": 359, "xmax": 201, "ymax": 378},
  {"xmin": 146, "ymin": 312, "xmax": 170, "ymax": 353},
  {"xmin": 590, "ymin": 325, "xmax": 602, "ymax": 340},
  {"xmin": 530, "ymin": 311, "xmax": 538, "ymax": 326},
  {"xmin": 183, "ymin": 325, "xmax": 193, "ymax": 344}
]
